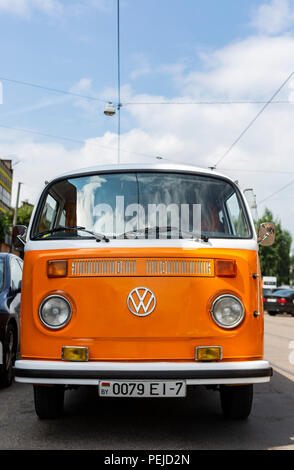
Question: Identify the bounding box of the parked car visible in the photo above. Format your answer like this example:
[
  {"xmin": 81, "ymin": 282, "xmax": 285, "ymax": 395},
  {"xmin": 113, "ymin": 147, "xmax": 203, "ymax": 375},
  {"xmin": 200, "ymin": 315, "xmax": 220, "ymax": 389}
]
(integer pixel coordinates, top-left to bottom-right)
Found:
[
  {"xmin": 263, "ymin": 287, "xmax": 279, "ymax": 304},
  {"xmin": 264, "ymin": 289, "xmax": 294, "ymax": 316},
  {"xmin": 276, "ymin": 285, "xmax": 294, "ymax": 290},
  {"xmin": 263, "ymin": 288, "xmax": 277, "ymax": 298},
  {"xmin": 0, "ymin": 253, "xmax": 23, "ymax": 387}
]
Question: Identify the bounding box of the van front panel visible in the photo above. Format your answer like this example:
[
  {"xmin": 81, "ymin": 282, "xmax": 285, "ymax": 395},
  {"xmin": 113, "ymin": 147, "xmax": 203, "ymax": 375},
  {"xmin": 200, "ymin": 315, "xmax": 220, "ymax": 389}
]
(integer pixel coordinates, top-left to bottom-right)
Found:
[{"xmin": 20, "ymin": 247, "xmax": 263, "ymax": 362}]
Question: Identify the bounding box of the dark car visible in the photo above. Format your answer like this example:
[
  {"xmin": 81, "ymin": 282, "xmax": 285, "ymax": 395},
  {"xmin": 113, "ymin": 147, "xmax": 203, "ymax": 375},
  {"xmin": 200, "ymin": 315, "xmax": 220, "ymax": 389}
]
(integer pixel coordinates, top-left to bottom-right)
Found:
[
  {"xmin": 264, "ymin": 289, "xmax": 294, "ymax": 317},
  {"xmin": 263, "ymin": 287, "xmax": 280, "ymax": 306},
  {"xmin": 0, "ymin": 253, "xmax": 23, "ymax": 387},
  {"xmin": 263, "ymin": 288, "xmax": 277, "ymax": 298}
]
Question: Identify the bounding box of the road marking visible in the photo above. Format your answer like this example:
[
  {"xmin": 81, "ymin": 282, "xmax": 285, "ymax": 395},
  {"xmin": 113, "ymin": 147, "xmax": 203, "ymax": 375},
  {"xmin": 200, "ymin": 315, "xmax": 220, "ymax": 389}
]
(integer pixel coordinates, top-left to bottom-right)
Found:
[
  {"xmin": 269, "ymin": 362, "xmax": 294, "ymax": 377},
  {"xmin": 265, "ymin": 332, "xmax": 294, "ymax": 341}
]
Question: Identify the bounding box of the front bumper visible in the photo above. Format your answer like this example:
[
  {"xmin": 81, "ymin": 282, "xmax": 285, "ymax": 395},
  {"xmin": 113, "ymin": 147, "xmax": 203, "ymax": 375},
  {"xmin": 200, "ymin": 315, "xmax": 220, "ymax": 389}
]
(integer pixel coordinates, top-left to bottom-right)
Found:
[{"xmin": 14, "ymin": 360, "xmax": 273, "ymax": 386}]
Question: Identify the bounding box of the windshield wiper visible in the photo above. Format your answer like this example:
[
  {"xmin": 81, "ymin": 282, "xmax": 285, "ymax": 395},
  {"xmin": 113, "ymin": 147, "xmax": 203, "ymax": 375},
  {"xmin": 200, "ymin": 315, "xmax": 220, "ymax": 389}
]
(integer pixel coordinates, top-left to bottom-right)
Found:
[
  {"xmin": 121, "ymin": 226, "xmax": 209, "ymax": 242},
  {"xmin": 33, "ymin": 226, "xmax": 110, "ymax": 243}
]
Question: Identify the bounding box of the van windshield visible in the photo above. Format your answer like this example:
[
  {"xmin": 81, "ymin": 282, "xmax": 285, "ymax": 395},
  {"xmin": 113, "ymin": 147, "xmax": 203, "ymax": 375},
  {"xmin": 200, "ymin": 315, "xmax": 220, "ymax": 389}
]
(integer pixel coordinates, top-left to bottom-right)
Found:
[{"xmin": 32, "ymin": 172, "xmax": 251, "ymax": 240}]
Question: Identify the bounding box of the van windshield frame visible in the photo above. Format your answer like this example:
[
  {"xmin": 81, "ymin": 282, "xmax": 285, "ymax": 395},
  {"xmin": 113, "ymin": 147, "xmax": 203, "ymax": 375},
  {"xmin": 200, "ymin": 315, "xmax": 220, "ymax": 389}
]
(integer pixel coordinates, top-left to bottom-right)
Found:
[{"xmin": 30, "ymin": 170, "xmax": 253, "ymax": 241}]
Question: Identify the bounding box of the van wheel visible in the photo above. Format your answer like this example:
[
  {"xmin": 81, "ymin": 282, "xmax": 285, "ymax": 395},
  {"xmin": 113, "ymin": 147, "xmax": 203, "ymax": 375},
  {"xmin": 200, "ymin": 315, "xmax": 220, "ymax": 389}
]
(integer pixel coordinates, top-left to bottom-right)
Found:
[
  {"xmin": 33, "ymin": 385, "xmax": 65, "ymax": 419},
  {"xmin": 219, "ymin": 385, "xmax": 253, "ymax": 420},
  {"xmin": 268, "ymin": 311, "xmax": 277, "ymax": 316},
  {"xmin": 0, "ymin": 324, "xmax": 16, "ymax": 388}
]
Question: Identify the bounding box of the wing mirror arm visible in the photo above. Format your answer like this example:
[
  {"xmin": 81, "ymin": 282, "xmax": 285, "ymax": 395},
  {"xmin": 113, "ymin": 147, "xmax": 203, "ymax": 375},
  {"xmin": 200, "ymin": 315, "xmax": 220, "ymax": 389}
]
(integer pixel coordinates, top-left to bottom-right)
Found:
[{"xmin": 12, "ymin": 225, "xmax": 27, "ymax": 250}]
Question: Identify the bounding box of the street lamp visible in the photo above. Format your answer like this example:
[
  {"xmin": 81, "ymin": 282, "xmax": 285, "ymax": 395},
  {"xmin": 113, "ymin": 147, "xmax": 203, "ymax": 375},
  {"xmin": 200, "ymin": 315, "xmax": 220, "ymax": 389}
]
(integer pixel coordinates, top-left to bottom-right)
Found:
[{"xmin": 104, "ymin": 102, "xmax": 116, "ymax": 117}]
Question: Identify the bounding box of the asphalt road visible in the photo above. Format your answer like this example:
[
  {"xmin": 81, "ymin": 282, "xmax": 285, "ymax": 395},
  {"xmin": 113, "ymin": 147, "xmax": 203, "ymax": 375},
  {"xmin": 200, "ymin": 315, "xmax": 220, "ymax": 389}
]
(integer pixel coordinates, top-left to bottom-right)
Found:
[{"xmin": 0, "ymin": 313, "xmax": 294, "ymax": 451}]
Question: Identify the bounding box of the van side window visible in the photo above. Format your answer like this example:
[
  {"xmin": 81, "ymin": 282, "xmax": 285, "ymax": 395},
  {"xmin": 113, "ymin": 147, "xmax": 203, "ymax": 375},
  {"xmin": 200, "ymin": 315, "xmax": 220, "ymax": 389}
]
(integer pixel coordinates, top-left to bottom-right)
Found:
[
  {"xmin": 10, "ymin": 257, "xmax": 22, "ymax": 291},
  {"xmin": 37, "ymin": 194, "xmax": 59, "ymax": 233},
  {"xmin": 226, "ymin": 193, "xmax": 248, "ymax": 237}
]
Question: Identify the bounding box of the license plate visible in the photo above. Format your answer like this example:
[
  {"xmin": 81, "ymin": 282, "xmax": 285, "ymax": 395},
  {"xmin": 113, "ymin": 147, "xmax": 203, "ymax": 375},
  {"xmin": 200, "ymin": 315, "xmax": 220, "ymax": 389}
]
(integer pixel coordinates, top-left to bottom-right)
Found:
[
  {"xmin": 98, "ymin": 381, "xmax": 186, "ymax": 398},
  {"xmin": 267, "ymin": 299, "xmax": 277, "ymax": 302}
]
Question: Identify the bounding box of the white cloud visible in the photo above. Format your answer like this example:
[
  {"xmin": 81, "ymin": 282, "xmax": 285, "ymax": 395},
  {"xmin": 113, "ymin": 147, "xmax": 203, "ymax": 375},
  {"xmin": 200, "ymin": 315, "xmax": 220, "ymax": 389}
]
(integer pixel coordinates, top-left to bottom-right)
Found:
[
  {"xmin": 130, "ymin": 54, "xmax": 152, "ymax": 80},
  {"xmin": 0, "ymin": 0, "xmax": 112, "ymax": 17},
  {"xmin": 71, "ymin": 78, "xmax": 93, "ymax": 92},
  {"xmin": 182, "ymin": 35, "xmax": 294, "ymax": 99},
  {"xmin": 251, "ymin": 0, "xmax": 294, "ymax": 35},
  {"xmin": 87, "ymin": 0, "xmax": 111, "ymax": 11},
  {"xmin": 0, "ymin": 0, "xmax": 63, "ymax": 17},
  {"xmin": 4, "ymin": 23, "xmax": 294, "ymax": 239},
  {"xmin": 68, "ymin": 77, "xmax": 111, "ymax": 116}
]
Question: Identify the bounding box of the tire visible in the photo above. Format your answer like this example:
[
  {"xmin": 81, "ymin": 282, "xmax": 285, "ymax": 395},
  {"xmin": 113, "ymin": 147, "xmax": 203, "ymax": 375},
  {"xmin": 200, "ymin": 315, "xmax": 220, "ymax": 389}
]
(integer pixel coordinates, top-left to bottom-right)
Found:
[
  {"xmin": 220, "ymin": 385, "xmax": 253, "ymax": 420},
  {"xmin": 0, "ymin": 324, "xmax": 16, "ymax": 388},
  {"xmin": 33, "ymin": 385, "xmax": 65, "ymax": 419},
  {"xmin": 268, "ymin": 311, "xmax": 277, "ymax": 316}
]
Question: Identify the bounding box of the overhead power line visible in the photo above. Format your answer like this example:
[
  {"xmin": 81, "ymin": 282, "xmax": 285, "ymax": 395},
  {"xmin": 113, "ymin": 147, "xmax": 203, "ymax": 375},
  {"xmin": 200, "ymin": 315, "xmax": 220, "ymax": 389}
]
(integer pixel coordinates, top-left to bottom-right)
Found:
[
  {"xmin": 124, "ymin": 100, "xmax": 294, "ymax": 105},
  {"xmin": 2, "ymin": 75, "xmax": 294, "ymax": 107},
  {"xmin": 0, "ymin": 123, "xmax": 158, "ymax": 160},
  {"xmin": 259, "ymin": 179, "xmax": 294, "ymax": 205},
  {"xmin": 212, "ymin": 71, "xmax": 294, "ymax": 169},
  {"xmin": 0, "ymin": 76, "xmax": 112, "ymax": 104}
]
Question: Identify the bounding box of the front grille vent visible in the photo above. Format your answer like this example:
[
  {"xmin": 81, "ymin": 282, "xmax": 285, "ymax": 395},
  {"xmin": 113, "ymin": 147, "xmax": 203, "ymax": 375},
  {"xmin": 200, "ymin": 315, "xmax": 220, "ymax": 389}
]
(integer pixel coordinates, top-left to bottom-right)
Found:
[
  {"xmin": 69, "ymin": 258, "xmax": 214, "ymax": 278},
  {"xmin": 71, "ymin": 259, "xmax": 136, "ymax": 277},
  {"xmin": 146, "ymin": 259, "xmax": 212, "ymax": 276}
]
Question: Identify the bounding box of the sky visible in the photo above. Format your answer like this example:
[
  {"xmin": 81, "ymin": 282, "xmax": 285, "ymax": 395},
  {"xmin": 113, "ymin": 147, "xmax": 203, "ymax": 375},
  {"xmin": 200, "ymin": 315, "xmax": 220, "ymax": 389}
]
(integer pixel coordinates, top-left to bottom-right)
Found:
[{"xmin": 1, "ymin": 0, "xmax": 294, "ymax": 240}]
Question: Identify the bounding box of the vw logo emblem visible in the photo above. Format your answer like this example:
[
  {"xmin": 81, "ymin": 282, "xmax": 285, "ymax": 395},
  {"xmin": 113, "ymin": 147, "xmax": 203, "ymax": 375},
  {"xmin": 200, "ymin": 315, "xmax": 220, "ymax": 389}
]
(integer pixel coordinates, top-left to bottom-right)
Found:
[{"xmin": 127, "ymin": 287, "xmax": 156, "ymax": 317}]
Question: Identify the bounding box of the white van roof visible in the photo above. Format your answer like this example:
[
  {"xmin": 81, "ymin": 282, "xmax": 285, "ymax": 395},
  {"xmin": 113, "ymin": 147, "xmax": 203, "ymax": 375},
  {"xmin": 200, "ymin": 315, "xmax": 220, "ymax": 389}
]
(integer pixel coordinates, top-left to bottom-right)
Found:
[{"xmin": 48, "ymin": 162, "xmax": 232, "ymax": 184}]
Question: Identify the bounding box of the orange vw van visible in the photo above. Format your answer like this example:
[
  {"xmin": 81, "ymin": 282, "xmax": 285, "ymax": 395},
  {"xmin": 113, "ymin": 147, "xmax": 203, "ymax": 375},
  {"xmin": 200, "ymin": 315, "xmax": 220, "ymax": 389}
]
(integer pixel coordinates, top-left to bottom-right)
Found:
[{"xmin": 14, "ymin": 163, "xmax": 274, "ymax": 420}]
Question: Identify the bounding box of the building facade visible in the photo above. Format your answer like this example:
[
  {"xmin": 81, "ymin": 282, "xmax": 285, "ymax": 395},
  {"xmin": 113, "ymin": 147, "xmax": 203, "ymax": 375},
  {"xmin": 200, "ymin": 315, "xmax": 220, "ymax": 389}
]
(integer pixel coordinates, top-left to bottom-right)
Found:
[{"xmin": 0, "ymin": 159, "xmax": 13, "ymax": 214}]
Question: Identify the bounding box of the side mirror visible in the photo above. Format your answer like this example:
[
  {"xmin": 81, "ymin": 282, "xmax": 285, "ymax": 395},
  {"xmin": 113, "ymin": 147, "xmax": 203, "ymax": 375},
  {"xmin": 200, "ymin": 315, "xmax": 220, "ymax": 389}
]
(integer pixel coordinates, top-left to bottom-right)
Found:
[
  {"xmin": 12, "ymin": 225, "xmax": 27, "ymax": 249},
  {"xmin": 258, "ymin": 222, "xmax": 275, "ymax": 246}
]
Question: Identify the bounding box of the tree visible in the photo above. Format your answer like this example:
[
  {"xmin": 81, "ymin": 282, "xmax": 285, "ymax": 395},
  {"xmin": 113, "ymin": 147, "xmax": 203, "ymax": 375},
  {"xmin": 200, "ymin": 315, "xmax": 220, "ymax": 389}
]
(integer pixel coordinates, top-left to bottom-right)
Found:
[
  {"xmin": 257, "ymin": 209, "xmax": 292, "ymax": 286},
  {"xmin": 0, "ymin": 203, "xmax": 33, "ymax": 246},
  {"xmin": 16, "ymin": 203, "xmax": 34, "ymax": 227},
  {"xmin": 0, "ymin": 211, "xmax": 13, "ymax": 243}
]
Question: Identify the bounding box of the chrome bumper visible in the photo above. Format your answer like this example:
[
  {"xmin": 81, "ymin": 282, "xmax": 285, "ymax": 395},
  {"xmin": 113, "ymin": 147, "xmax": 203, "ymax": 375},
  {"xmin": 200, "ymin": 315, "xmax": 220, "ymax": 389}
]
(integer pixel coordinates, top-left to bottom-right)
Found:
[{"xmin": 14, "ymin": 360, "xmax": 273, "ymax": 386}]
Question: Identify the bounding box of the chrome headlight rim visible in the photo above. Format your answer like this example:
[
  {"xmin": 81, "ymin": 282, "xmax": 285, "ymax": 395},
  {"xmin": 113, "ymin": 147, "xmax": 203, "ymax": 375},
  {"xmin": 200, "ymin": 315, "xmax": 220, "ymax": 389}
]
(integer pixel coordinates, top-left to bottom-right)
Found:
[
  {"xmin": 210, "ymin": 294, "xmax": 245, "ymax": 329},
  {"xmin": 39, "ymin": 294, "xmax": 72, "ymax": 330}
]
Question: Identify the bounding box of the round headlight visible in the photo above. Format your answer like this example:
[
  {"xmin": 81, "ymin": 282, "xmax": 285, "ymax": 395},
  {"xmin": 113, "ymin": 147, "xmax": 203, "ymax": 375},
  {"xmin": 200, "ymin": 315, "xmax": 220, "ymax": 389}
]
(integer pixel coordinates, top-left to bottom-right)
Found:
[
  {"xmin": 211, "ymin": 295, "xmax": 245, "ymax": 329},
  {"xmin": 39, "ymin": 295, "xmax": 72, "ymax": 329}
]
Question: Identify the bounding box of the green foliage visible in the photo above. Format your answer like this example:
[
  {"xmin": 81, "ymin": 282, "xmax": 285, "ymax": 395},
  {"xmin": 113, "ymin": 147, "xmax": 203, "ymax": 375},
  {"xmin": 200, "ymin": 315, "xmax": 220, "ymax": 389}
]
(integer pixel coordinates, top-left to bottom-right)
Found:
[
  {"xmin": 0, "ymin": 204, "xmax": 33, "ymax": 245},
  {"xmin": 258, "ymin": 209, "xmax": 292, "ymax": 286},
  {"xmin": 0, "ymin": 211, "xmax": 13, "ymax": 243},
  {"xmin": 17, "ymin": 204, "xmax": 34, "ymax": 227}
]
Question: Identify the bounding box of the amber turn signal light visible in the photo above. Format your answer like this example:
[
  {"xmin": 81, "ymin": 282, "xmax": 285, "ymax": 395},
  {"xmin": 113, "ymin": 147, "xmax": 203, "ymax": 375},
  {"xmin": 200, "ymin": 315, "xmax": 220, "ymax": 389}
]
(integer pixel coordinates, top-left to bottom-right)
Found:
[
  {"xmin": 196, "ymin": 346, "xmax": 222, "ymax": 362},
  {"xmin": 47, "ymin": 260, "xmax": 68, "ymax": 278},
  {"xmin": 215, "ymin": 260, "xmax": 237, "ymax": 278},
  {"xmin": 62, "ymin": 347, "xmax": 89, "ymax": 362}
]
